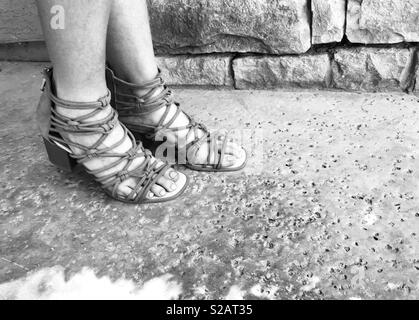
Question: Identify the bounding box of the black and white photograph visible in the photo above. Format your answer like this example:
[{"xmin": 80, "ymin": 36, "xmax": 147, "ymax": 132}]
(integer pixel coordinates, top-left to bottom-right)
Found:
[{"xmin": 0, "ymin": 0, "xmax": 418, "ymax": 305}]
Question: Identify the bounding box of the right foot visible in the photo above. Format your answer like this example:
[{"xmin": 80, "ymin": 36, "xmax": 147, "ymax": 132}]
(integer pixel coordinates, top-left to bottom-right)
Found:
[{"xmin": 106, "ymin": 67, "xmax": 247, "ymax": 172}]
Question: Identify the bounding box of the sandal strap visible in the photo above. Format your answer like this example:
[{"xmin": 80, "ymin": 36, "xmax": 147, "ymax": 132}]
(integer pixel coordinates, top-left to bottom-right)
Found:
[
  {"xmin": 44, "ymin": 68, "xmax": 170, "ymax": 202},
  {"xmin": 109, "ymin": 68, "xmax": 229, "ymax": 170}
]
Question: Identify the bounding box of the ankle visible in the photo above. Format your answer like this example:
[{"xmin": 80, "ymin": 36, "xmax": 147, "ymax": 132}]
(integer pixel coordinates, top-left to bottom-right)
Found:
[
  {"xmin": 133, "ymin": 85, "xmax": 163, "ymax": 99},
  {"xmin": 56, "ymin": 84, "xmax": 108, "ymax": 103},
  {"xmin": 54, "ymin": 81, "xmax": 110, "ymax": 119},
  {"xmin": 112, "ymin": 64, "xmax": 160, "ymax": 97}
]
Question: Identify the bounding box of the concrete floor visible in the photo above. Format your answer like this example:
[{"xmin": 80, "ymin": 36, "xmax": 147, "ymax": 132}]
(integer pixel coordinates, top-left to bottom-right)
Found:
[{"xmin": 1, "ymin": 61, "xmax": 419, "ymax": 300}]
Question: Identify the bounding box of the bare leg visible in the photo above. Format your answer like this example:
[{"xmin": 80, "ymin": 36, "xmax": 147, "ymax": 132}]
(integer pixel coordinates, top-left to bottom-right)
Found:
[
  {"xmin": 37, "ymin": 0, "xmax": 110, "ymax": 102},
  {"xmin": 106, "ymin": 0, "xmax": 158, "ymax": 84},
  {"xmin": 36, "ymin": 0, "xmax": 182, "ymax": 198},
  {"xmin": 107, "ymin": 0, "xmax": 245, "ymax": 167}
]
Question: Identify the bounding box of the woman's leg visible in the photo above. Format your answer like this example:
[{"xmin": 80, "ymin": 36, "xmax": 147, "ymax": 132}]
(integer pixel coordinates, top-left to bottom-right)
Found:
[
  {"xmin": 36, "ymin": 0, "xmax": 183, "ymax": 199},
  {"xmin": 106, "ymin": 0, "xmax": 157, "ymax": 85},
  {"xmin": 37, "ymin": 0, "xmax": 110, "ymax": 102},
  {"xmin": 107, "ymin": 0, "xmax": 244, "ymax": 168}
]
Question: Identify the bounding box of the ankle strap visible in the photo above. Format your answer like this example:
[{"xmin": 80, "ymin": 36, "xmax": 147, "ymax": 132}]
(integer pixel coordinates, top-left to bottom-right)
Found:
[
  {"xmin": 41, "ymin": 67, "xmax": 118, "ymax": 139},
  {"xmin": 106, "ymin": 67, "xmax": 173, "ymax": 116},
  {"xmin": 106, "ymin": 66, "xmax": 164, "ymax": 91},
  {"xmin": 49, "ymin": 90, "xmax": 111, "ymax": 110}
]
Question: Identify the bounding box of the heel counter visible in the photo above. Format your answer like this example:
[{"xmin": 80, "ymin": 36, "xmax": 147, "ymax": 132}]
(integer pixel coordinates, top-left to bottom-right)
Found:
[
  {"xmin": 36, "ymin": 88, "xmax": 53, "ymax": 140},
  {"xmin": 36, "ymin": 67, "xmax": 54, "ymax": 140}
]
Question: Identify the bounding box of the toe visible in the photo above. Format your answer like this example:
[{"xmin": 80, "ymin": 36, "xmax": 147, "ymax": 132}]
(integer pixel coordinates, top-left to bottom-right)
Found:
[
  {"xmin": 151, "ymin": 184, "xmax": 166, "ymax": 197},
  {"xmin": 117, "ymin": 184, "xmax": 133, "ymax": 198},
  {"xmin": 223, "ymin": 141, "xmax": 245, "ymax": 158},
  {"xmin": 164, "ymin": 168, "xmax": 179, "ymax": 182},
  {"xmin": 220, "ymin": 155, "xmax": 235, "ymax": 167},
  {"xmin": 222, "ymin": 143, "xmax": 236, "ymax": 155},
  {"xmin": 157, "ymin": 176, "xmax": 178, "ymax": 193},
  {"xmin": 235, "ymin": 144, "xmax": 247, "ymax": 159},
  {"xmin": 117, "ymin": 178, "xmax": 137, "ymax": 198},
  {"xmin": 189, "ymin": 143, "xmax": 210, "ymax": 165},
  {"xmin": 217, "ymin": 141, "xmax": 246, "ymax": 168}
]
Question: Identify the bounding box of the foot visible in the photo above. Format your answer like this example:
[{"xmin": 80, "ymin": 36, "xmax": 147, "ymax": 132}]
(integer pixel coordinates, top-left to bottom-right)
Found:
[
  {"xmin": 144, "ymin": 104, "xmax": 246, "ymax": 168},
  {"xmin": 55, "ymin": 96, "xmax": 186, "ymax": 200},
  {"xmin": 118, "ymin": 83, "xmax": 247, "ymax": 170}
]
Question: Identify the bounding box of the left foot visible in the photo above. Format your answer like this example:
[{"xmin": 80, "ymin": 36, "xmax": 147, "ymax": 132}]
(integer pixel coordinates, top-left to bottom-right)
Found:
[{"xmin": 108, "ymin": 69, "xmax": 247, "ymax": 171}]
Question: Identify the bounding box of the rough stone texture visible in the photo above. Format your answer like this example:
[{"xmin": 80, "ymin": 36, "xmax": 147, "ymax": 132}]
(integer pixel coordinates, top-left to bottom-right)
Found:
[
  {"xmin": 0, "ymin": 0, "xmax": 42, "ymax": 43},
  {"xmin": 3, "ymin": 62, "xmax": 419, "ymax": 299},
  {"xmin": 332, "ymin": 48, "xmax": 411, "ymax": 91},
  {"xmin": 135, "ymin": 0, "xmax": 311, "ymax": 55},
  {"xmin": 415, "ymin": 50, "xmax": 419, "ymax": 94},
  {"xmin": 233, "ymin": 54, "xmax": 331, "ymax": 89},
  {"xmin": 347, "ymin": 0, "xmax": 419, "ymax": 44},
  {"xmin": 312, "ymin": 0, "xmax": 346, "ymax": 44},
  {"xmin": 0, "ymin": 0, "xmax": 311, "ymax": 54},
  {"xmin": 156, "ymin": 55, "xmax": 233, "ymax": 86}
]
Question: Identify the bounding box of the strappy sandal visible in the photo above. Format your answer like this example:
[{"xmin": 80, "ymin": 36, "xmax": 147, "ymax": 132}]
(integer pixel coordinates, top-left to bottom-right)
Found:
[
  {"xmin": 36, "ymin": 67, "xmax": 189, "ymax": 204},
  {"xmin": 105, "ymin": 67, "xmax": 247, "ymax": 172}
]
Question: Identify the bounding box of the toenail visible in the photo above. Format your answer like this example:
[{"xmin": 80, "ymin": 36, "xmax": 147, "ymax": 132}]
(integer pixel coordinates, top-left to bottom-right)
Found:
[
  {"xmin": 169, "ymin": 171, "xmax": 178, "ymax": 179},
  {"xmin": 170, "ymin": 184, "xmax": 177, "ymax": 191},
  {"xmin": 159, "ymin": 190, "xmax": 166, "ymax": 196}
]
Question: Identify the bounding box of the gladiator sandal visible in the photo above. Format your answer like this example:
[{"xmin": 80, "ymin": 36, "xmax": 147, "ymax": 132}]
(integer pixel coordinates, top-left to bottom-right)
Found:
[
  {"xmin": 36, "ymin": 67, "xmax": 189, "ymax": 204},
  {"xmin": 105, "ymin": 67, "xmax": 247, "ymax": 172}
]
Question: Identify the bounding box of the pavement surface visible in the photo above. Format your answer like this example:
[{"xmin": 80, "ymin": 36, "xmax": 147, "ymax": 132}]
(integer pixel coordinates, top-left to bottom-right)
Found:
[{"xmin": 1, "ymin": 61, "xmax": 419, "ymax": 300}]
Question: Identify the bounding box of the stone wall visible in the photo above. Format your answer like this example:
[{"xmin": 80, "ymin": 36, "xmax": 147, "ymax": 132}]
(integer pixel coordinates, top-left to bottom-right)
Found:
[{"xmin": 0, "ymin": 0, "xmax": 418, "ymax": 92}]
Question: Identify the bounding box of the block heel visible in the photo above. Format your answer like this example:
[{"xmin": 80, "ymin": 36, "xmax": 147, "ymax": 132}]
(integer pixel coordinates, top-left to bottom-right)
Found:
[{"xmin": 43, "ymin": 138, "xmax": 77, "ymax": 172}]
